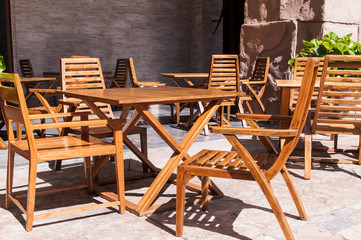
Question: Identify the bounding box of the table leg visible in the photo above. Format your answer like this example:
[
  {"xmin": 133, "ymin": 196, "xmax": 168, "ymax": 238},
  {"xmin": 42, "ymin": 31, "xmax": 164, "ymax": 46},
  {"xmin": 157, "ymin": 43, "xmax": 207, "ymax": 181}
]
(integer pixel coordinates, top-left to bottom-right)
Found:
[
  {"xmin": 280, "ymin": 87, "xmax": 290, "ymax": 148},
  {"xmin": 133, "ymin": 100, "xmax": 222, "ymax": 214}
]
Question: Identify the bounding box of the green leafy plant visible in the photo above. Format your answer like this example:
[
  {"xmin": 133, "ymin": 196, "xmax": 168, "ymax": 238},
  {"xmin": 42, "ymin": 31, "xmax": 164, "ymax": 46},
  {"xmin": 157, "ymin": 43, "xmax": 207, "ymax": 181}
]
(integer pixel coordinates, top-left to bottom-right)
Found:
[
  {"xmin": 288, "ymin": 32, "xmax": 361, "ymax": 66},
  {"xmin": 0, "ymin": 55, "xmax": 5, "ymax": 72}
]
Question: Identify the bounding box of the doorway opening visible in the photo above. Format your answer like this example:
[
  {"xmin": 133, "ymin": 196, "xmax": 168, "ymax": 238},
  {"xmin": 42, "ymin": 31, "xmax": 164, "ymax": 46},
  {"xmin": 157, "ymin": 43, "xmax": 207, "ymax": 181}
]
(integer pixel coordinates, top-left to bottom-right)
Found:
[{"xmin": 223, "ymin": 0, "xmax": 245, "ymax": 55}]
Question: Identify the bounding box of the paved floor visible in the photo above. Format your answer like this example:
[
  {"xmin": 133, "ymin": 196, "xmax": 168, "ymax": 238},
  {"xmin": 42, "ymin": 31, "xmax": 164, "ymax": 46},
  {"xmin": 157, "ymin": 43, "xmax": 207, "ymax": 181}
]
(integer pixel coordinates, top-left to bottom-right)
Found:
[{"xmin": 0, "ymin": 105, "xmax": 361, "ymax": 240}]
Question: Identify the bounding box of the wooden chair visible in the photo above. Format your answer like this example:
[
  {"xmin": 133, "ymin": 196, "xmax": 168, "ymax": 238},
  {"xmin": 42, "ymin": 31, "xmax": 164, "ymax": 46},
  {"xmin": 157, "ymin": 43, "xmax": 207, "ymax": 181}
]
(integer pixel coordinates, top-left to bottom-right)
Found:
[
  {"xmin": 19, "ymin": 59, "xmax": 34, "ymax": 77},
  {"xmin": 54, "ymin": 57, "xmax": 148, "ymax": 171},
  {"xmin": 176, "ymin": 58, "xmax": 320, "ymax": 240},
  {"xmin": 109, "ymin": 59, "xmax": 129, "ymax": 88},
  {"xmin": 205, "ymin": 54, "xmax": 248, "ymax": 127},
  {"xmin": 302, "ymin": 55, "xmax": 361, "ymax": 179},
  {"xmin": 240, "ymin": 57, "xmax": 270, "ymax": 114},
  {"xmin": 0, "ymin": 72, "xmax": 125, "ymax": 231},
  {"xmin": 128, "ymin": 57, "xmax": 166, "ymax": 87}
]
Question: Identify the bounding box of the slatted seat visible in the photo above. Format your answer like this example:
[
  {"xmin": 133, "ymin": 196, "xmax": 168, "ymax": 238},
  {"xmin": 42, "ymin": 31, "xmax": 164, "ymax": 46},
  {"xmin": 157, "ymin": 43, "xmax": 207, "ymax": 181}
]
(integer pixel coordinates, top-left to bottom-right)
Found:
[
  {"xmin": 0, "ymin": 72, "xmax": 125, "ymax": 231},
  {"xmin": 176, "ymin": 58, "xmax": 320, "ymax": 240},
  {"xmin": 240, "ymin": 57, "xmax": 270, "ymax": 113},
  {"xmin": 302, "ymin": 55, "xmax": 361, "ymax": 179},
  {"xmin": 54, "ymin": 57, "xmax": 148, "ymax": 171}
]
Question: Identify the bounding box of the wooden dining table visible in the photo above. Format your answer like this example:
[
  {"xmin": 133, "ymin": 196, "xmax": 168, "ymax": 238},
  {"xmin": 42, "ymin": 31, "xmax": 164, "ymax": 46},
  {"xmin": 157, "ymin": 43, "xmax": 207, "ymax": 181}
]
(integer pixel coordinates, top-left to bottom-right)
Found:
[
  {"xmin": 0, "ymin": 76, "xmax": 57, "ymax": 149},
  {"xmin": 160, "ymin": 73, "xmax": 209, "ymax": 87},
  {"xmin": 58, "ymin": 86, "xmax": 246, "ymax": 216}
]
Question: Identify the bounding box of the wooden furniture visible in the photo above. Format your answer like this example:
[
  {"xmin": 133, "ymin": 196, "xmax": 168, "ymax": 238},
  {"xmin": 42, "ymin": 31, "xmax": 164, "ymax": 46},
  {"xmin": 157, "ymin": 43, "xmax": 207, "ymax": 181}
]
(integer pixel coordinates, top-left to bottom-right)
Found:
[
  {"xmin": 204, "ymin": 54, "xmax": 249, "ymax": 128},
  {"xmin": 0, "ymin": 73, "xmax": 125, "ymax": 231},
  {"xmin": 302, "ymin": 55, "xmax": 361, "ymax": 179},
  {"xmin": 53, "ymin": 57, "xmax": 147, "ymax": 171},
  {"xmin": 19, "ymin": 59, "xmax": 34, "ymax": 77},
  {"xmin": 160, "ymin": 73, "xmax": 209, "ymax": 126},
  {"xmin": 57, "ymin": 86, "xmax": 246, "ymax": 216},
  {"xmin": 109, "ymin": 59, "xmax": 129, "ymax": 88},
  {"xmin": 240, "ymin": 57, "xmax": 270, "ymax": 113},
  {"xmin": 129, "ymin": 58, "xmax": 166, "ymax": 88},
  {"xmin": 176, "ymin": 58, "xmax": 320, "ymax": 240}
]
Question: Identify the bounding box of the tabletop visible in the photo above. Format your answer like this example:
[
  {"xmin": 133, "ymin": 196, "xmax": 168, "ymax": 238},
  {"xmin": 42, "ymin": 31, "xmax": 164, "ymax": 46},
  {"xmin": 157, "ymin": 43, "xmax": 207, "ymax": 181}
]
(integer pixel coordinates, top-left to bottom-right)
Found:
[
  {"xmin": 58, "ymin": 86, "xmax": 245, "ymax": 105},
  {"xmin": 160, "ymin": 73, "xmax": 209, "ymax": 79},
  {"xmin": 276, "ymin": 79, "xmax": 320, "ymax": 88}
]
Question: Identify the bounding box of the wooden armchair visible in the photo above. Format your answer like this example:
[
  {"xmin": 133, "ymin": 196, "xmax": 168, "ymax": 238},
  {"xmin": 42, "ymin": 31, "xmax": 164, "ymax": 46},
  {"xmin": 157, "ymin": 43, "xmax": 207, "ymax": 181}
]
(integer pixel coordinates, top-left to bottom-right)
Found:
[
  {"xmin": 302, "ymin": 55, "xmax": 361, "ymax": 179},
  {"xmin": 176, "ymin": 58, "xmax": 320, "ymax": 239},
  {"xmin": 53, "ymin": 57, "xmax": 148, "ymax": 171},
  {"xmin": 19, "ymin": 59, "xmax": 34, "ymax": 77},
  {"xmin": 128, "ymin": 57, "xmax": 166, "ymax": 87},
  {"xmin": 109, "ymin": 59, "xmax": 129, "ymax": 88},
  {"xmin": 0, "ymin": 73, "xmax": 125, "ymax": 231},
  {"xmin": 240, "ymin": 57, "xmax": 269, "ymax": 113}
]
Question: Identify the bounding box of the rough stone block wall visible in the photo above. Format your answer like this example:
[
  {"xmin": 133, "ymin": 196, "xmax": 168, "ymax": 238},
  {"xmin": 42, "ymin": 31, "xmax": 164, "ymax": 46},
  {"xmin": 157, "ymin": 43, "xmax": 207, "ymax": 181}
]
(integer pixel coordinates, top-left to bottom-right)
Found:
[
  {"xmin": 241, "ymin": 0, "xmax": 361, "ymax": 114},
  {"xmin": 10, "ymin": 0, "xmax": 222, "ymax": 86}
]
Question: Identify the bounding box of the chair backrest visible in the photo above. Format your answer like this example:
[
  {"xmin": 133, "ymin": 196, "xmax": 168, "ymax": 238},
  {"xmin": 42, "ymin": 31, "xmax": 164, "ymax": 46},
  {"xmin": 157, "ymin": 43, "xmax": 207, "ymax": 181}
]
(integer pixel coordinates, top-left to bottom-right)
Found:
[
  {"xmin": 207, "ymin": 55, "xmax": 240, "ymax": 92},
  {"xmin": 289, "ymin": 57, "xmax": 325, "ymax": 111},
  {"xmin": 112, "ymin": 59, "xmax": 129, "ymax": 88},
  {"xmin": 250, "ymin": 57, "xmax": 269, "ymax": 83},
  {"xmin": 267, "ymin": 58, "xmax": 320, "ymax": 179},
  {"xmin": 61, "ymin": 57, "xmax": 114, "ymax": 119},
  {"xmin": 128, "ymin": 57, "xmax": 140, "ymax": 87},
  {"xmin": 312, "ymin": 55, "xmax": 361, "ymax": 132},
  {"xmin": 19, "ymin": 59, "xmax": 34, "ymax": 77},
  {"xmin": 0, "ymin": 73, "xmax": 37, "ymax": 150}
]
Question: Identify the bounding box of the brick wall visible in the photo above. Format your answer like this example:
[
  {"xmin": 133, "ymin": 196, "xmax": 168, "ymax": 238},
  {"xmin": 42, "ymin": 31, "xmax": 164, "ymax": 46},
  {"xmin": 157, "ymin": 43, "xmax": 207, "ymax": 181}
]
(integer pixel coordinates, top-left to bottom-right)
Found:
[{"xmin": 10, "ymin": 0, "xmax": 222, "ymax": 85}]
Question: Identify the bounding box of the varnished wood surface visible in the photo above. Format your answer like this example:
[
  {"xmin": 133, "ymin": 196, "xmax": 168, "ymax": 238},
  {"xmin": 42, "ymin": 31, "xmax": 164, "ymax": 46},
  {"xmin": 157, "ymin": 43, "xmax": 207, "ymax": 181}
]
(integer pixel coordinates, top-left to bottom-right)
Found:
[
  {"xmin": 160, "ymin": 73, "xmax": 209, "ymax": 79},
  {"xmin": 276, "ymin": 80, "xmax": 321, "ymax": 88},
  {"xmin": 58, "ymin": 87, "xmax": 245, "ymax": 105},
  {"xmin": 0, "ymin": 77, "xmax": 57, "ymax": 83}
]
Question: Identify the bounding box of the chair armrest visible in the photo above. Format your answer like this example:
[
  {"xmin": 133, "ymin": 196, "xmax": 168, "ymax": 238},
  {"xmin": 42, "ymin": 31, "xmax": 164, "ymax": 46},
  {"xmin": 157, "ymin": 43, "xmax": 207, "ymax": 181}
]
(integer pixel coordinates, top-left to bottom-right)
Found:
[
  {"xmin": 236, "ymin": 113, "xmax": 292, "ymax": 122},
  {"xmin": 29, "ymin": 88, "xmax": 59, "ymax": 94},
  {"xmin": 32, "ymin": 119, "xmax": 109, "ymax": 130},
  {"xmin": 28, "ymin": 111, "xmax": 91, "ymax": 120},
  {"xmin": 211, "ymin": 126, "xmax": 298, "ymax": 137},
  {"xmin": 57, "ymin": 99, "xmax": 80, "ymax": 107},
  {"xmin": 240, "ymin": 80, "xmax": 267, "ymax": 85}
]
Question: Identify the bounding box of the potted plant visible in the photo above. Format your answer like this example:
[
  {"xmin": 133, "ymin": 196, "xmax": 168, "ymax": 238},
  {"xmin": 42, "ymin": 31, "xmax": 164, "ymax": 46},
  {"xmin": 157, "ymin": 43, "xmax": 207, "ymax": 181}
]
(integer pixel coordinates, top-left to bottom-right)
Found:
[
  {"xmin": 0, "ymin": 55, "xmax": 5, "ymax": 72},
  {"xmin": 288, "ymin": 32, "xmax": 361, "ymax": 66}
]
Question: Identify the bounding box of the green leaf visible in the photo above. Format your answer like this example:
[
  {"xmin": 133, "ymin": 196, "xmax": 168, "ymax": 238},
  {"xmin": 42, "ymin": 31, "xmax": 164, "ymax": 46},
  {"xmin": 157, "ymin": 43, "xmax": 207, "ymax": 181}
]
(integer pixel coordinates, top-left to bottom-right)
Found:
[
  {"xmin": 0, "ymin": 56, "xmax": 5, "ymax": 72},
  {"xmin": 302, "ymin": 39, "xmax": 314, "ymax": 48},
  {"xmin": 328, "ymin": 32, "xmax": 338, "ymax": 40},
  {"xmin": 336, "ymin": 42, "xmax": 348, "ymax": 53}
]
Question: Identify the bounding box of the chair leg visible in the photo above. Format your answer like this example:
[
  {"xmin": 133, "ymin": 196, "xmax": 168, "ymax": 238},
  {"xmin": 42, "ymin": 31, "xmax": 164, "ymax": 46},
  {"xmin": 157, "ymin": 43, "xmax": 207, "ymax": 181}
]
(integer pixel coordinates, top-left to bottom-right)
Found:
[
  {"xmin": 176, "ymin": 167, "xmax": 186, "ymax": 237},
  {"xmin": 84, "ymin": 157, "xmax": 93, "ymax": 194},
  {"xmin": 26, "ymin": 160, "xmax": 38, "ymax": 231},
  {"xmin": 333, "ymin": 134, "xmax": 338, "ymax": 150},
  {"xmin": 254, "ymin": 172, "xmax": 295, "ymax": 240},
  {"xmin": 5, "ymin": 147, "xmax": 15, "ymax": 209},
  {"xmin": 201, "ymin": 176, "xmax": 209, "ymax": 211},
  {"xmin": 53, "ymin": 160, "xmax": 62, "ymax": 171},
  {"xmin": 114, "ymin": 128, "xmax": 125, "ymax": 214},
  {"xmin": 281, "ymin": 167, "xmax": 307, "ymax": 221},
  {"xmin": 304, "ymin": 114, "xmax": 312, "ymax": 180}
]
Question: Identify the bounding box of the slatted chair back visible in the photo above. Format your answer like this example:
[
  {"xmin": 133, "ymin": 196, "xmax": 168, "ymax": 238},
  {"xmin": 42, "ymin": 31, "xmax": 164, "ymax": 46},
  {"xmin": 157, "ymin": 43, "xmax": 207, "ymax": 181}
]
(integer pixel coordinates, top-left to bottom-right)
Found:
[
  {"xmin": 0, "ymin": 73, "xmax": 35, "ymax": 145},
  {"xmin": 312, "ymin": 55, "xmax": 361, "ymax": 133},
  {"xmin": 61, "ymin": 57, "xmax": 114, "ymax": 120},
  {"xmin": 19, "ymin": 59, "xmax": 34, "ymax": 77},
  {"xmin": 264, "ymin": 58, "xmax": 320, "ymax": 179},
  {"xmin": 207, "ymin": 54, "xmax": 240, "ymax": 92},
  {"xmin": 289, "ymin": 57, "xmax": 325, "ymax": 112},
  {"xmin": 110, "ymin": 59, "xmax": 129, "ymax": 88}
]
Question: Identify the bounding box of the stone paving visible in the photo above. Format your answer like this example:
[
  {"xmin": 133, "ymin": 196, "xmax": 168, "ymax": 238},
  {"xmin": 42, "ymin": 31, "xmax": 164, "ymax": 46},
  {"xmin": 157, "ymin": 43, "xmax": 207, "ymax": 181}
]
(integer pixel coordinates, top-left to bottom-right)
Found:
[{"xmin": 0, "ymin": 105, "xmax": 361, "ymax": 239}]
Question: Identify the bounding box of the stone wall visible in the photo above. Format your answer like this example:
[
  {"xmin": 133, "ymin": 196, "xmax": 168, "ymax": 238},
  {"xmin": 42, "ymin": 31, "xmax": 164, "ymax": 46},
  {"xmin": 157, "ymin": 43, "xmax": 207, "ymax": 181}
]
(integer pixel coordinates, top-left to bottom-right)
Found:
[
  {"xmin": 240, "ymin": 0, "xmax": 361, "ymax": 114},
  {"xmin": 10, "ymin": 0, "xmax": 222, "ymax": 85}
]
